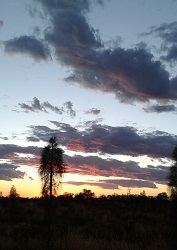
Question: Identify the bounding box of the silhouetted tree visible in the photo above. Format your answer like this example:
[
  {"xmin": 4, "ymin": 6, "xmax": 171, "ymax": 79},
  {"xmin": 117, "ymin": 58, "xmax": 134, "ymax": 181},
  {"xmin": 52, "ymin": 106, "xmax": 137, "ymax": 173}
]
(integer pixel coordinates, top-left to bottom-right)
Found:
[
  {"xmin": 168, "ymin": 146, "xmax": 177, "ymax": 199},
  {"xmin": 39, "ymin": 137, "xmax": 65, "ymax": 250},
  {"xmin": 8, "ymin": 185, "xmax": 19, "ymax": 222},
  {"xmin": 38, "ymin": 137, "xmax": 65, "ymax": 199},
  {"xmin": 156, "ymin": 192, "xmax": 168, "ymax": 200},
  {"xmin": 75, "ymin": 189, "xmax": 95, "ymax": 199},
  {"xmin": 9, "ymin": 185, "xmax": 19, "ymax": 198},
  {"xmin": 140, "ymin": 190, "xmax": 146, "ymax": 196}
]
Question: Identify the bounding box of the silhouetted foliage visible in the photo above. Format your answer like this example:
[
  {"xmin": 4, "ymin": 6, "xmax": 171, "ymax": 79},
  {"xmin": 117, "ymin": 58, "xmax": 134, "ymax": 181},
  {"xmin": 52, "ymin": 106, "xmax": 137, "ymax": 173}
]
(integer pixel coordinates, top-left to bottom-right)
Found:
[
  {"xmin": 9, "ymin": 185, "xmax": 19, "ymax": 198},
  {"xmin": 38, "ymin": 137, "xmax": 65, "ymax": 198},
  {"xmin": 168, "ymin": 146, "xmax": 177, "ymax": 199},
  {"xmin": 75, "ymin": 189, "xmax": 95, "ymax": 199},
  {"xmin": 156, "ymin": 192, "xmax": 168, "ymax": 200},
  {"xmin": 8, "ymin": 185, "xmax": 19, "ymax": 223},
  {"xmin": 0, "ymin": 194, "xmax": 174, "ymax": 250}
]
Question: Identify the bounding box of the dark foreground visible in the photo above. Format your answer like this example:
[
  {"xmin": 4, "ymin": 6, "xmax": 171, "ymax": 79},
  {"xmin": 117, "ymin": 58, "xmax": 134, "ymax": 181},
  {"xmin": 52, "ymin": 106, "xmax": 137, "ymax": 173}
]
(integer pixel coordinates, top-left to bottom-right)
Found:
[{"xmin": 0, "ymin": 194, "xmax": 176, "ymax": 250}]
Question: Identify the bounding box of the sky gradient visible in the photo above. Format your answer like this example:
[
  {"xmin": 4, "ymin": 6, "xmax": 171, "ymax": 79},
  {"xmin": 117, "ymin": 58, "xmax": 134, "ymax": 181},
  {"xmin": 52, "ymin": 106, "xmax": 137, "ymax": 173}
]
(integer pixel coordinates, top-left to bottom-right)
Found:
[{"xmin": 1, "ymin": 0, "xmax": 177, "ymax": 197}]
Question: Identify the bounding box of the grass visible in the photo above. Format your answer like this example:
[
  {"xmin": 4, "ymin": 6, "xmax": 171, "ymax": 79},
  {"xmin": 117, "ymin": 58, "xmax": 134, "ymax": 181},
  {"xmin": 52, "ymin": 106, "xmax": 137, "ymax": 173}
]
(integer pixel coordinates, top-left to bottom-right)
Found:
[{"xmin": 0, "ymin": 195, "xmax": 176, "ymax": 250}]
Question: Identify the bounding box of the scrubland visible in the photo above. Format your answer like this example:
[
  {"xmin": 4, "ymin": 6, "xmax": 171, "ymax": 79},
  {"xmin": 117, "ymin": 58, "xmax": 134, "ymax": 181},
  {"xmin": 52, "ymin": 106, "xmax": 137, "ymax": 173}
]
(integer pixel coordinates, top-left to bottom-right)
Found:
[{"xmin": 0, "ymin": 194, "xmax": 176, "ymax": 250}]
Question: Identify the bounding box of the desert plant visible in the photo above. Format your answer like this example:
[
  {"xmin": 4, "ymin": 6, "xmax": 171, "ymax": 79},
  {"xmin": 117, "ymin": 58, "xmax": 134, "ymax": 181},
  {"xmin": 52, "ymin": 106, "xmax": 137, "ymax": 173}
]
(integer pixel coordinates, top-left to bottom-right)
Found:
[{"xmin": 38, "ymin": 137, "xmax": 65, "ymax": 198}]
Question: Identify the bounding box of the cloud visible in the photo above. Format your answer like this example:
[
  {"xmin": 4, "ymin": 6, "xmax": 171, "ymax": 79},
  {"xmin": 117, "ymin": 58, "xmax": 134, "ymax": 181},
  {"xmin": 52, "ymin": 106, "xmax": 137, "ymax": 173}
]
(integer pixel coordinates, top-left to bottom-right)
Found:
[
  {"xmin": 65, "ymin": 154, "xmax": 168, "ymax": 184},
  {"xmin": 3, "ymin": 1, "xmax": 177, "ymax": 102},
  {"xmin": 143, "ymin": 22, "xmax": 177, "ymax": 45},
  {"xmin": 43, "ymin": 101, "xmax": 63, "ymax": 114},
  {"xmin": 0, "ymin": 141, "xmax": 168, "ymax": 185},
  {"xmin": 0, "ymin": 20, "xmax": 3, "ymax": 28},
  {"xmin": 16, "ymin": 97, "xmax": 76, "ymax": 117},
  {"xmin": 0, "ymin": 143, "xmax": 41, "ymax": 181},
  {"xmin": 4, "ymin": 35, "xmax": 50, "ymax": 61},
  {"xmin": 64, "ymin": 101, "xmax": 76, "ymax": 118},
  {"xmin": 0, "ymin": 135, "xmax": 8, "ymax": 140},
  {"xmin": 0, "ymin": 144, "xmax": 41, "ymax": 160},
  {"xmin": 144, "ymin": 104, "xmax": 177, "ymax": 113},
  {"xmin": 141, "ymin": 22, "xmax": 177, "ymax": 62},
  {"xmin": 35, "ymin": 0, "xmax": 177, "ymax": 103},
  {"xmin": 28, "ymin": 122, "xmax": 177, "ymax": 159},
  {"xmin": 0, "ymin": 163, "xmax": 25, "ymax": 181},
  {"xmin": 85, "ymin": 108, "xmax": 101, "ymax": 115},
  {"xmin": 67, "ymin": 178, "xmax": 157, "ymax": 190},
  {"xmin": 0, "ymin": 129, "xmax": 170, "ymax": 185}
]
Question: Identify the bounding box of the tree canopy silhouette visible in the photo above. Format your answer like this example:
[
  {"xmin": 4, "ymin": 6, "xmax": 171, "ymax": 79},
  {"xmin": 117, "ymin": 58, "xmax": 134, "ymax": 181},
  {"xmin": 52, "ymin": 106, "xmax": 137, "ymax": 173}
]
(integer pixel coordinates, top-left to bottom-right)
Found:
[
  {"xmin": 38, "ymin": 137, "xmax": 65, "ymax": 198},
  {"xmin": 9, "ymin": 185, "xmax": 19, "ymax": 198},
  {"xmin": 168, "ymin": 145, "xmax": 177, "ymax": 199}
]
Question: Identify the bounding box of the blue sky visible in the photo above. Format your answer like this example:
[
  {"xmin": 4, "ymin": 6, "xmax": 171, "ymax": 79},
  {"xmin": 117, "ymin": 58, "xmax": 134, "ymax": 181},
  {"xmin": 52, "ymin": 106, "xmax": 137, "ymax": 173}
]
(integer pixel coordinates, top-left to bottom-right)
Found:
[{"xmin": 0, "ymin": 0, "xmax": 177, "ymax": 197}]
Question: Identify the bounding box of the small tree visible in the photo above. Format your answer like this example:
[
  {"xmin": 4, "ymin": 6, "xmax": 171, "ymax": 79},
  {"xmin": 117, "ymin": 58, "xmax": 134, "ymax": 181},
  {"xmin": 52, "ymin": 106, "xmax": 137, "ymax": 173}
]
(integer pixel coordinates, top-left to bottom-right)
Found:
[
  {"xmin": 75, "ymin": 189, "xmax": 95, "ymax": 199},
  {"xmin": 8, "ymin": 185, "xmax": 19, "ymax": 222},
  {"xmin": 9, "ymin": 185, "xmax": 19, "ymax": 198},
  {"xmin": 168, "ymin": 146, "xmax": 177, "ymax": 199},
  {"xmin": 140, "ymin": 190, "xmax": 146, "ymax": 196},
  {"xmin": 38, "ymin": 137, "xmax": 65, "ymax": 198},
  {"xmin": 156, "ymin": 192, "xmax": 168, "ymax": 200}
]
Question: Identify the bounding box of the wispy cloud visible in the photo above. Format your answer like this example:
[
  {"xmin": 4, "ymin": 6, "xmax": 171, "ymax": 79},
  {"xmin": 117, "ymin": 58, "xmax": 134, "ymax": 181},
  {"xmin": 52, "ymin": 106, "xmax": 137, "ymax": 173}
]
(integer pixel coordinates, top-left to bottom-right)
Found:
[
  {"xmin": 64, "ymin": 101, "xmax": 76, "ymax": 118},
  {"xmin": 15, "ymin": 97, "xmax": 76, "ymax": 118},
  {"xmin": 144, "ymin": 104, "xmax": 177, "ymax": 113},
  {"xmin": 85, "ymin": 108, "xmax": 101, "ymax": 115},
  {"xmin": 141, "ymin": 22, "xmax": 177, "ymax": 62},
  {"xmin": 67, "ymin": 178, "xmax": 157, "ymax": 190}
]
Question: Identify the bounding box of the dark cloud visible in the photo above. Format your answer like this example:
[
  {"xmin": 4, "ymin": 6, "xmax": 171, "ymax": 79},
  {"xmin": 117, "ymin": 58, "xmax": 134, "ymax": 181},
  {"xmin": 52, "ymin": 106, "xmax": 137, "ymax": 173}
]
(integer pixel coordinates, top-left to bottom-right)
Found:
[
  {"xmin": 65, "ymin": 154, "xmax": 168, "ymax": 184},
  {"xmin": 27, "ymin": 125, "xmax": 62, "ymax": 143},
  {"xmin": 35, "ymin": 0, "xmax": 177, "ymax": 103},
  {"xmin": 0, "ymin": 144, "xmax": 41, "ymax": 160},
  {"xmin": 67, "ymin": 178, "xmax": 157, "ymax": 190},
  {"xmin": 4, "ymin": 35, "xmax": 50, "ymax": 61},
  {"xmin": 3, "ymin": 1, "xmax": 177, "ymax": 102},
  {"xmin": 0, "ymin": 144, "xmax": 41, "ymax": 181},
  {"xmin": 144, "ymin": 104, "xmax": 177, "ymax": 113},
  {"xmin": 85, "ymin": 108, "xmax": 101, "ymax": 115},
  {"xmin": 162, "ymin": 45, "xmax": 177, "ymax": 62},
  {"xmin": 0, "ymin": 129, "xmax": 170, "ymax": 185},
  {"xmin": 103, "ymin": 179, "xmax": 157, "ymax": 189},
  {"xmin": 16, "ymin": 97, "xmax": 76, "ymax": 117},
  {"xmin": 29, "ymin": 122, "xmax": 177, "ymax": 159},
  {"xmin": 0, "ymin": 163, "xmax": 25, "ymax": 181},
  {"xmin": 0, "ymin": 140, "xmax": 169, "ymax": 184},
  {"xmin": 0, "ymin": 143, "xmax": 41, "ymax": 181}
]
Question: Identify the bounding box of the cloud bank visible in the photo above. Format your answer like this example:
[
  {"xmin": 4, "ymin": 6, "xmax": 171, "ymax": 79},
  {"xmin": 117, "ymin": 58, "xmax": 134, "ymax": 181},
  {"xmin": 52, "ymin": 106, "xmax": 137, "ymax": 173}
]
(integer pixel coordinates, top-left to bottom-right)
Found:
[{"xmin": 28, "ymin": 122, "xmax": 176, "ymax": 159}]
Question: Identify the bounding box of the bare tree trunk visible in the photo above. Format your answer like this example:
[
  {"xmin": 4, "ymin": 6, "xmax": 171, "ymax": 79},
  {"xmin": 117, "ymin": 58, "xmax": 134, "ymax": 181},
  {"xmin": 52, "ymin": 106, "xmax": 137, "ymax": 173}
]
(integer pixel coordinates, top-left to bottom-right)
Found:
[{"xmin": 49, "ymin": 142, "xmax": 54, "ymax": 199}]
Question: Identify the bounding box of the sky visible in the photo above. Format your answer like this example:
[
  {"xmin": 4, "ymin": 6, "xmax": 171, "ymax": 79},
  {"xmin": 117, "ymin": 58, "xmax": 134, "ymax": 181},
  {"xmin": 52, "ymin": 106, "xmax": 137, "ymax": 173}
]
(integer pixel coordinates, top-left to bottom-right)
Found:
[{"xmin": 1, "ymin": 0, "xmax": 177, "ymax": 198}]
